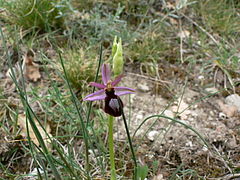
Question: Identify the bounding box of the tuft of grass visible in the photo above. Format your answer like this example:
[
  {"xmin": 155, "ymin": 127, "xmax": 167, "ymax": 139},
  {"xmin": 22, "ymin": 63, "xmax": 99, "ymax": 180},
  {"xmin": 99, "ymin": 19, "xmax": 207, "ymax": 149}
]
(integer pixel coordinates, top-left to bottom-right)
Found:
[
  {"xmin": 1, "ymin": 0, "xmax": 70, "ymax": 32},
  {"xmin": 193, "ymin": 0, "xmax": 240, "ymax": 37},
  {"xmin": 185, "ymin": 0, "xmax": 240, "ymax": 89},
  {"xmin": 211, "ymin": 45, "xmax": 240, "ymax": 72},
  {"xmin": 127, "ymin": 28, "xmax": 178, "ymax": 62},
  {"xmin": 61, "ymin": 47, "xmax": 97, "ymax": 90},
  {"xmin": 125, "ymin": 21, "xmax": 179, "ymax": 76}
]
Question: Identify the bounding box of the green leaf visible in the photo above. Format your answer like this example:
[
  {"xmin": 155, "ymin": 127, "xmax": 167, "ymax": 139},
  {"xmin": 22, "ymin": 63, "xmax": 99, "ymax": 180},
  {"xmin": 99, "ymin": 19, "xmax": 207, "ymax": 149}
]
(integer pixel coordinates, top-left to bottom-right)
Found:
[{"xmin": 136, "ymin": 165, "xmax": 148, "ymax": 180}]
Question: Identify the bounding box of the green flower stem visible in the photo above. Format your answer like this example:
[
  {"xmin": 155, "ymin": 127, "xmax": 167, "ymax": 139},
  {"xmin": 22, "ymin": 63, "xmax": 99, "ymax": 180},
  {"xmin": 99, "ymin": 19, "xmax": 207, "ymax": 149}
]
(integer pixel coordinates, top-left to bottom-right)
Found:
[{"xmin": 108, "ymin": 115, "xmax": 117, "ymax": 180}]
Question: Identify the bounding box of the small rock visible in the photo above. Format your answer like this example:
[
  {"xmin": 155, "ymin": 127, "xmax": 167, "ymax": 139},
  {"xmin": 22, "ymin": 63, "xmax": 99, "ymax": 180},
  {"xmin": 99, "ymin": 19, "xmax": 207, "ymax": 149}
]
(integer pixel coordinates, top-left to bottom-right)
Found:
[
  {"xmin": 172, "ymin": 100, "xmax": 191, "ymax": 120},
  {"xmin": 152, "ymin": 174, "xmax": 165, "ymax": 180},
  {"xmin": 217, "ymin": 100, "xmax": 238, "ymax": 117},
  {"xmin": 209, "ymin": 111, "xmax": 215, "ymax": 116},
  {"xmin": 184, "ymin": 88, "xmax": 199, "ymax": 99},
  {"xmin": 185, "ymin": 141, "xmax": 193, "ymax": 147},
  {"xmin": 172, "ymin": 100, "xmax": 189, "ymax": 112},
  {"xmin": 155, "ymin": 97, "xmax": 167, "ymax": 106},
  {"xmin": 205, "ymin": 87, "xmax": 218, "ymax": 94},
  {"xmin": 29, "ymin": 167, "xmax": 44, "ymax": 176},
  {"xmin": 137, "ymin": 83, "xmax": 150, "ymax": 92},
  {"xmin": 228, "ymin": 138, "xmax": 237, "ymax": 148},
  {"xmin": 147, "ymin": 130, "xmax": 159, "ymax": 141},
  {"xmin": 177, "ymin": 30, "xmax": 190, "ymax": 39},
  {"xmin": 225, "ymin": 94, "xmax": 240, "ymax": 112},
  {"xmin": 0, "ymin": 72, "xmax": 4, "ymax": 79},
  {"xmin": 136, "ymin": 113, "xmax": 144, "ymax": 120},
  {"xmin": 163, "ymin": 110, "xmax": 174, "ymax": 118},
  {"xmin": 46, "ymin": 49, "xmax": 56, "ymax": 58},
  {"xmin": 202, "ymin": 146, "xmax": 208, "ymax": 152},
  {"xmin": 198, "ymin": 75, "xmax": 204, "ymax": 80},
  {"xmin": 197, "ymin": 41, "xmax": 201, "ymax": 45},
  {"xmin": 219, "ymin": 112, "xmax": 227, "ymax": 119}
]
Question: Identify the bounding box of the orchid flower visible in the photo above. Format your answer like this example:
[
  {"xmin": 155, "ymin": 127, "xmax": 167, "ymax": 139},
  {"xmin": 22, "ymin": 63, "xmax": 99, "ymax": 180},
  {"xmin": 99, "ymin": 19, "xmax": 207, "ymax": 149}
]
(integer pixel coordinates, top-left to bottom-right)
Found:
[{"xmin": 84, "ymin": 63, "xmax": 135, "ymax": 117}]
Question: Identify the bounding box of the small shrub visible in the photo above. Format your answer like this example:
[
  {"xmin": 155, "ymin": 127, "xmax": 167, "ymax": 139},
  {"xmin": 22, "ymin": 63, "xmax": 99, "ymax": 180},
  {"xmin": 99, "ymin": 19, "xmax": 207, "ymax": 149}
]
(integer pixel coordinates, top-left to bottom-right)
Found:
[{"xmin": 66, "ymin": 4, "xmax": 137, "ymax": 45}]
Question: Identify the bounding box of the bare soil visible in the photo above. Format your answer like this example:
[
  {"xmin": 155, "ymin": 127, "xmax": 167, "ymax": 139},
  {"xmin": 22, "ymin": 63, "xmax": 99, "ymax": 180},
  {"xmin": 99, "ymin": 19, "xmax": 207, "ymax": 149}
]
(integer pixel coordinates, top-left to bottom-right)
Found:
[
  {"xmin": 115, "ymin": 62, "xmax": 240, "ymax": 179},
  {"xmin": 1, "ymin": 59, "xmax": 240, "ymax": 179}
]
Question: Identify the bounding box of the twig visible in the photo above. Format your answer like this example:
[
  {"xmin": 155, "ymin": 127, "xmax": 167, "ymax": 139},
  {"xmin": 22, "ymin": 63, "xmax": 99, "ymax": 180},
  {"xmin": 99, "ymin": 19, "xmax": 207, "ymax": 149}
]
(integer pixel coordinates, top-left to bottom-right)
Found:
[
  {"xmin": 127, "ymin": 72, "xmax": 171, "ymax": 85},
  {"xmin": 211, "ymin": 145, "xmax": 233, "ymax": 174},
  {"xmin": 179, "ymin": 17, "xmax": 184, "ymax": 63},
  {"xmin": 209, "ymin": 173, "xmax": 240, "ymax": 180}
]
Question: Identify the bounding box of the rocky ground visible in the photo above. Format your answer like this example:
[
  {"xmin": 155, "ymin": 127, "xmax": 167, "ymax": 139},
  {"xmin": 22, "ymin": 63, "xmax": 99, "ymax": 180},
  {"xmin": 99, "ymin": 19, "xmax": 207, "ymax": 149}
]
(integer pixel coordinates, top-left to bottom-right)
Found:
[
  {"xmin": 114, "ymin": 62, "xmax": 240, "ymax": 179},
  {"xmin": 0, "ymin": 54, "xmax": 240, "ymax": 179}
]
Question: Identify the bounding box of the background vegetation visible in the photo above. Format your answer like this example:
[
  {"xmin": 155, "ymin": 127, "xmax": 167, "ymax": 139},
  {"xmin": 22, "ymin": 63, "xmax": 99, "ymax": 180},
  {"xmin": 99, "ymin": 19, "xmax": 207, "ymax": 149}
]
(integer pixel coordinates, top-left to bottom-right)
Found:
[{"xmin": 0, "ymin": 0, "xmax": 239, "ymax": 179}]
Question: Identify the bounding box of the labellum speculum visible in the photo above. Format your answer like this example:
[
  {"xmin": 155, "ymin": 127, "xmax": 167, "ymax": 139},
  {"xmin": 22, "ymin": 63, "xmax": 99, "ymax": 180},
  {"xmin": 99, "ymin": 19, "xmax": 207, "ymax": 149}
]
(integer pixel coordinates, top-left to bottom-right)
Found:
[{"xmin": 104, "ymin": 82, "xmax": 123, "ymax": 117}]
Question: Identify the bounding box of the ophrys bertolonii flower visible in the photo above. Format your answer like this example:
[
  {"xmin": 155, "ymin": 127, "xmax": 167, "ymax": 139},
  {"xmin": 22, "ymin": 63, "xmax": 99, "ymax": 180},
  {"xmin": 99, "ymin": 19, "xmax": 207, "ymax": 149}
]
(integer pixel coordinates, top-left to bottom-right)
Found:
[{"xmin": 84, "ymin": 63, "xmax": 135, "ymax": 117}]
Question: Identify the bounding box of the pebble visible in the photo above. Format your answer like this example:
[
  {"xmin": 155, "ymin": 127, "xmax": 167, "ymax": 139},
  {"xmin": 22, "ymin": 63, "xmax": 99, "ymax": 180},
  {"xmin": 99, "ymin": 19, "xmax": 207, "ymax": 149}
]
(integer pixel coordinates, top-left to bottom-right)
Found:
[
  {"xmin": 137, "ymin": 83, "xmax": 150, "ymax": 92},
  {"xmin": 219, "ymin": 112, "xmax": 227, "ymax": 119},
  {"xmin": 152, "ymin": 174, "xmax": 164, "ymax": 180},
  {"xmin": 217, "ymin": 100, "xmax": 238, "ymax": 117},
  {"xmin": 163, "ymin": 110, "xmax": 174, "ymax": 118},
  {"xmin": 136, "ymin": 114, "xmax": 143, "ymax": 120},
  {"xmin": 198, "ymin": 75, "xmax": 204, "ymax": 80},
  {"xmin": 185, "ymin": 141, "xmax": 193, "ymax": 147},
  {"xmin": 205, "ymin": 87, "xmax": 218, "ymax": 94},
  {"xmin": 225, "ymin": 94, "xmax": 240, "ymax": 112},
  {"xmin": 0, "ymin": 72, "xmax": 4, "ymax": 79},
  {"xmin": 147, "ymin": 130, "xmax": 159, "ymax": 141}
]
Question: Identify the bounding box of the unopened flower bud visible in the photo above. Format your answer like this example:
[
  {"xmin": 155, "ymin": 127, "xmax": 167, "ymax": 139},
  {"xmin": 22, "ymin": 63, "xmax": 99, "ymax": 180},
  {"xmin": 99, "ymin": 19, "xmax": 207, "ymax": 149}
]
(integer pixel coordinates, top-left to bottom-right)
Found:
[{"xmin": 113, "ymin": 37, "xmax": 123, "ymax": 76}]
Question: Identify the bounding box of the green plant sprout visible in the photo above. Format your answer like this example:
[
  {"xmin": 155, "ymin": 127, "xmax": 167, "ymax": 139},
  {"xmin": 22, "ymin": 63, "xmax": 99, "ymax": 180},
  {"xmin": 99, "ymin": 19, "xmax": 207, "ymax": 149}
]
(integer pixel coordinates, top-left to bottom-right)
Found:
[
  {"xmin": 83, "ymin": 36, "xmax": 138, "ymax": 179},
  {"xmin": 83, "ymin": 63, "xmax": 135, "ymax": 179}
]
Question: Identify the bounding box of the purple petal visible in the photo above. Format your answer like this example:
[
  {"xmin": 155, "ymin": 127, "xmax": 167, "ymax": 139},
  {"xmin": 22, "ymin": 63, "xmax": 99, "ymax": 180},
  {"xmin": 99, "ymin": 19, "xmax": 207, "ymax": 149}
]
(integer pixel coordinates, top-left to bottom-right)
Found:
[
  {"xmin": 83, "ymin": 89, "xmax": 106, "ymax": 101},
  {"xmin": 85, "ymin": 94, "xmax": 106, "ymax": 101},
  {"xmin": 111, "ymin": 74, "xmax": 124, "ymax": 86},
  {"xmin": 89, "ymin": 82, "xmax": 105, "ymax": 89},
  {"xmin": 114, "ymin": 86, "xmax": 135, "ymax": 92},
  {"xmin": 115, "ymin": 91, "xmax": 135, "ymax": 96},
  {"xmin": 114, "ymin": 86, "xmax": 135, "ymax": 96},
  {"xmin": 102, "ymin": 64, "xmax": 111, "ymax": 85}
]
